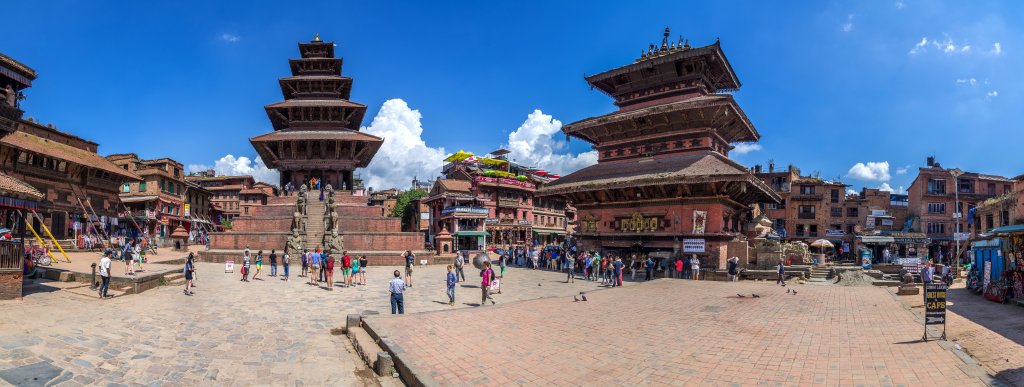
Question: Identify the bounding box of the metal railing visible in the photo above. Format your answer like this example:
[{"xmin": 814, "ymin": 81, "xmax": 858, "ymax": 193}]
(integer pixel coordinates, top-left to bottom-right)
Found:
[{"xmin": 0, "ymin": 241, "xmax": 23, "ymax": 272}]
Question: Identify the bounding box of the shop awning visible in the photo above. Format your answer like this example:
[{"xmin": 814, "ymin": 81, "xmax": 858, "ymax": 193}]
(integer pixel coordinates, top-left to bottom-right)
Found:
[
  {"xmin": 453, "ymin": 231, "xmax": 488, "ymax": 237},
  {"xmin": 989, "ymin": 224, "xmax": 1024, "ymax": 234},
  {"xmin": 858, "ymin": 235, "xmax": 895, "ymax": 244},
  {"xmin": 534, "ymin": 230, "xmax": 567, "ymax": 235}
]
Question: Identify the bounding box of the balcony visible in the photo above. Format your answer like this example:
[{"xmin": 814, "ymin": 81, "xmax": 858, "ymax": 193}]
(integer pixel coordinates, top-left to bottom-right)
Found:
[
  {"xmin": 771, "ymin": 183, "xmax": 791, "ymax": 192},
  {"xmin": 440, "ymin": 206, "xmax": 489, "ymax": 216},
  {"xmin": 798, "ymin": 213, "xmax": 816, "ymax": 220},
  {"xmin": 791, "ymin": 193, "xmax": 823, "ymax": 201},
  {"xmin": 497, "ymin": 198, "xmax": 523, "ymax": 208},
  {"xmin": 474, "ymin": 176, "xmax": 536, "ymax": 190}
]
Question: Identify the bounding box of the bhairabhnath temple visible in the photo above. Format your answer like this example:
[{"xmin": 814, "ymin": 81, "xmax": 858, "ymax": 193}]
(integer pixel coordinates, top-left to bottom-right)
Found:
[{"xmin": 537, "ymin": 28, "xmax": 781, "ymax": 270}]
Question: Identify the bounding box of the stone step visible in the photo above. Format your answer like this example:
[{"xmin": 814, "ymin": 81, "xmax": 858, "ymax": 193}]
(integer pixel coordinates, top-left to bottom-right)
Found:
[
  {"xmin": 63, "ymin": 283, "xmax": 128, "ymax": 300},
  {"xmin": 164, "ymin": 273, "xmax": 184, "ymax": 281}
]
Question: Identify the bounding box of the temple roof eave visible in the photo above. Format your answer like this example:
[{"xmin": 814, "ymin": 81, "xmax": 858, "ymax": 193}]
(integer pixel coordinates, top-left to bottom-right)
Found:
[
  {"xmin": 584, "ymin": 42, "xmax": 741, "ymax": 94},
  {"xmin": 562, "ymin": 95, "xmax": 758, "ymax": 145}
]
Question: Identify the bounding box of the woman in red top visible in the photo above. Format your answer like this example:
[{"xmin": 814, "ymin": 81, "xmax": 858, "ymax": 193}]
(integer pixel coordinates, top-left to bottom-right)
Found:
[
  {"xmin": 324, "ymin": 253, "xmax": 336, "ymax": 290},
  {"xmin": 674, "ymin": 258, "xmax": 684, "ymax": 279}
]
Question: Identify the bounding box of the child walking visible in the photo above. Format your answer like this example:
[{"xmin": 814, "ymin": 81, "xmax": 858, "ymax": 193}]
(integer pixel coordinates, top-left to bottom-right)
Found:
[{"xmin": 446, "ymin": 265, "xmax": 457, "ymax": 306}]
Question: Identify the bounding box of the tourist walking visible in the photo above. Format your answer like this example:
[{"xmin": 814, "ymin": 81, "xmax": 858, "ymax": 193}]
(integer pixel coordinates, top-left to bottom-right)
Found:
[
  {"xmin": 324, "ymin": 252, "xmax": 335, "ymax": 290},
  {"xmin": 776, "ymin": 260, "xmax": 786, "ymax": 286},
  {"xmin": 645, "ymin": 256, "xmax": 654, "ymax": 281},
  {"xmin": 241, "ymin": 251, "xmax": 251, "ymax": 282},
  {"xmin": 340, "ymin": 251, "xmax": 351, "ymax": 287},
  {"xmin": 388, "ymin": 270, "xmax": 406, "ymax": 314},
  {"xmin": 531, "ymin": 248, "xmax": 539, "ymax": 269},
  {"xmin": 133, "ymin": 243, "xmax": 143, "ymax": 273},
  {"xmin": 613, "ymin": 256, "xmax": 624, "ymax": 287},
  {"xmin": 403, "ymin": 250, "xmax": 415, "ymax": 287},
  {"xmin": 269, "ymin": 250, "xmax": 277, "ymax": 277},
  {"xmin": 252, "ymin": 250, "xmax": 263, "ymax": 280},
  {"xmin": 309, "ymin": 250, "xmax": 320, "ymax": 286},
  {"xmin": 122, "ymin": 241, "xmax": 134, "ymax": 276},
  {"xmin": 318, "ymin": 248, "xmax": 327, "ymax": 283},
  {"xmin": 689, "ymin": 255, "xmax": 700, "ymax": 281},
  {"xmin": 674, "ymin": 257, "xmax": 684, "ymax": 279},
  {"xmin": 282, "ymin": 251, "xmax": 290, "ymax": 281},
  {"xmin": 564, "ymin": 253, "xmax": 575, "ymax": 283},
  {"xmin": 98, "ymin": 251, "xmax": 111, "ymax": 299},
  {"xmin": 350, "ymin": 253, "xmax": 360, "ymax": 286},
  {"xmin": 480, "ymin": 261, "xmax": 496, "ymax": 306},
  {"xmin": 300, "ymin": 249, "xmax": 309, "ymax": 277},
  {"xmin": 453, "ymin": 253, "xmax": 466, "ymax": 282},
  {"xmin": 727, "ymin": 257, "xmax": 740, "ymax": 282},
  {"xmin": 359, "ymin": 255, "xmax": 368, "ymax": 285},
  {"xmin": 446, "ymin": 265, "xmax": 457, "ymax": 306},
  {"xmin": 183, "ymin": 252, "xmax": 195, "ymax": 296}
]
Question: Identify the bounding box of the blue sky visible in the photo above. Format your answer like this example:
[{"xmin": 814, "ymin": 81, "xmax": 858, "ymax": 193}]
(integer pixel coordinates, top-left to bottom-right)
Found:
[{"xmin": 5, "ymin": 1, "xmax": 1022, "ymax": 190}]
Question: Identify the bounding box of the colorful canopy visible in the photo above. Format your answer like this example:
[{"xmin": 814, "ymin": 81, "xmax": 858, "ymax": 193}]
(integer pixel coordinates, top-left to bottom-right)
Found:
[
  {"xmin": 810, "ymin": 239, "xmax": 834, "ymax": 248},
  {"xmin": 443, "ymin": 150, "xmax": 475, "ymax": 163},
  {"xmin": 535, "ymin": 170, "xmax": 548, "ymax": 176}
]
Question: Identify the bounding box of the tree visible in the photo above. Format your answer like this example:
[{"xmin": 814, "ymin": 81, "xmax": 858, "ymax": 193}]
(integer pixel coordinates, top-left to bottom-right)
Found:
[
  {"xmin": 390, "ymin": 189, "xmax": 427, "ymax": 220},
  {"xmin": 221, "ymin": 217, "xmax": 233, "ymax": 230}
]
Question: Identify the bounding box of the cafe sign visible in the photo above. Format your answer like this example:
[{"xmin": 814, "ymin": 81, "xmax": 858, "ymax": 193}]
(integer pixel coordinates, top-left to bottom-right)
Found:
[{"xmin": 618, "ymin": 212, "xmax": 662, "ymax": 233}]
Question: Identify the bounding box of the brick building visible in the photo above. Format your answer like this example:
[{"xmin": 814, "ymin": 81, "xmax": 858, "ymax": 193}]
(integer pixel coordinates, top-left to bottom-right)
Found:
[
  {"xmin": 424, "ymin": 149, "xmax": 572, "ymax": 255},
  {"xmin": 973, "ymin": 175, "xmax": 1024, "ymax": 235},
  {"xmin": 107, "ymin": 154, "xmax": 192, "ymax": 242},
  {"xmin": 185, "ymin": 172, "xmax": 256, "ymax": 225},
  {"xmin": 908, "ymin": 157, "xmax": 1011, "ymax": 262},
  {"xmin": 537, "ymin": 29, "xmax": 780, "ymax": 269},
  {"xmin": 368, "ymin": 188, "xmax": 399, "ymax": 217},
  {"xmin": 239, "ymin": 182, "xmax": 274, "ymax": 217},
  {"xmin": 0, "ymin": 53, "xmax": 139, "ymax": 242}
]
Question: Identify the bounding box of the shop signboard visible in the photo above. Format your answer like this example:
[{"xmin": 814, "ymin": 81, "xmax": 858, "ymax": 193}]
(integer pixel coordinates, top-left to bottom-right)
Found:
[
  {"xmin": 881, "ymin": 219, "xmax": 894, "ymax": 226},
  {"xmin": 866, "ymin": 217, "xmax": 876, "ymax": 228},
  {"xmin": 871, "ymin": 210, "xmax": 887, "ymax": 216},
  {"xmin": 825, "ymin": 229, "xmax": 845, "ymax": 237},
  {"xmin": 923, "ymin": 283, "xmax": 948, "ymax": 340},
  {"xmin": 954, "ymin": 232, "xmax": 970, "ymax": 241},
  {"xmin": 682, "ymin": 239, "xmax": 705, "ymax": 253},
  {"xmin": 184, "ymin": 204, "xmax": 191, "ymax": 217}
]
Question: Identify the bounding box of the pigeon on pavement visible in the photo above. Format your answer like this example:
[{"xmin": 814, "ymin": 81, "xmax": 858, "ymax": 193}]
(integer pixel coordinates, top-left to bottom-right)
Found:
[
  {"xmin": 752, "ymin": 294, "xmax": 760, "ymax": 298},
  {"xmin": 574, "ymin": 296, "xmax": 580, "ymax": 302},
  {"xmin": 581, "ymin": 294, "xmax": 588, "ymax": 302},
  {"xmin": 737, "ymin": 294, "xmax": 746, "ymax": 298}
]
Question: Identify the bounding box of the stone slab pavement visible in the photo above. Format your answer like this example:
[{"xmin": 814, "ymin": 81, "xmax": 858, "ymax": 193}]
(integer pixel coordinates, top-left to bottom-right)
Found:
[
  {"xmin": 365, "ymin": 280, "xmax": 993, "ymax": 386},
  {"xmin": 0, "ymin": 262, "xmax": 628, "ymax": 386},
  {"xmin": 895, "ymin": 283, "xmax": 1024, "ymax": 386}
]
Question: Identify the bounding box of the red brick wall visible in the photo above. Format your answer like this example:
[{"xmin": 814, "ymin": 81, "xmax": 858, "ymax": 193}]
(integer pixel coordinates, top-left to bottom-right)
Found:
[
  {"xmin": 337, "ymin": 217, "xmax": 401, "ymax": 232},
  {"xmin": 231, "ymin": 217, "xmax": 293, "ymax": 232},
  {"xmin": 342, "ymin": 232, "xmax": 426, "ymax": 251},
  {"xmin": 0, "ymin": 271, "xmax": 22, "ymax": 300},
  {"xmin": 209, "ymin": 232, "xmax": 290, "ymax": 251},
  {"xmin": 335, "ymin": 205, "xmax": 385, "ymax": 217}
]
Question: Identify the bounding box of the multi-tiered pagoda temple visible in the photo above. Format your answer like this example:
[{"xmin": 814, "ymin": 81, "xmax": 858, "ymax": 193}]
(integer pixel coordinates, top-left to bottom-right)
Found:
[
  {"xmin": 537, "ymin": 28, "xmax": 781, "ymax": 270},
  {"xmin": 251, "ymin": 34, "xmax": 382, "ymax": 190}
]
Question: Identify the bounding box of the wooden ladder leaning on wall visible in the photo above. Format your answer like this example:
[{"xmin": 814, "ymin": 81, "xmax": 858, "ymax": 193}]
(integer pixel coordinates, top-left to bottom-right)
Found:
[{"xmin": 67, "ymin": 183, "xmax": 111, "ymax": 250}]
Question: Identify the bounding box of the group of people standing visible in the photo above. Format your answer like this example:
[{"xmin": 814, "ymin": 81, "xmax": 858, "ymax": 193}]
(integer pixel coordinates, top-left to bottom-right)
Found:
[{"xmin": 237, "ymin": 246, "xmax": 369, "ymax": 291}]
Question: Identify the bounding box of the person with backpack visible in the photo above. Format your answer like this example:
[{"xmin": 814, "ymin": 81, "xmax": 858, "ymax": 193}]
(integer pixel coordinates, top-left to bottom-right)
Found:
[
  {"xmin": 480, "ymin": 261, "xmax": 496, "ymax": 306},
  {"xmin": 403, "ymin": 250, "xmax": 415, "ymax": 287},
  {"xmin": 324, "ymin": 252, "xmax": 335, "ymax": 290},
  {"xmin": 183, "ymin": 252, "xmax": 195, "ymax": 296},
  {"xmin": 341, "ymin": 251, "xmax": 352, "ymax": 287}
]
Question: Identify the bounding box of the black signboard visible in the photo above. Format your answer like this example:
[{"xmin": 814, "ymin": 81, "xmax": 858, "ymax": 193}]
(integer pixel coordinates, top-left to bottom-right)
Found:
[{"xmin": 923, "ymin": 283, "xmax": 947, "ymax": 340}]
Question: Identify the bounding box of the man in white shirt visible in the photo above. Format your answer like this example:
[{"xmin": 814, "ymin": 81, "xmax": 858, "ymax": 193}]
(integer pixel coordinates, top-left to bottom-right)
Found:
[{"xmin": 98, "ymin": 252, "xmax": 112, "ymax": 298}]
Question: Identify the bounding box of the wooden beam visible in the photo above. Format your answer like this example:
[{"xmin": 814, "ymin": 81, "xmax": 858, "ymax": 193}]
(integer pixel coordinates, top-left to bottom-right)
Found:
[{"xmin": 261, "ymin": 144, "xmax": 279, "ymax": 161}]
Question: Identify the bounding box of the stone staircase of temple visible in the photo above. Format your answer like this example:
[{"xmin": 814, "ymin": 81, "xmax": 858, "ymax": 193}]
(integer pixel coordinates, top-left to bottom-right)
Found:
[
  {"xmin": 304, "ymin": 199, "xmax": 327, "ymax": 251},
  {"xmin": 808, "ymin": 266, "xmax": 832, "ymax": 282}
]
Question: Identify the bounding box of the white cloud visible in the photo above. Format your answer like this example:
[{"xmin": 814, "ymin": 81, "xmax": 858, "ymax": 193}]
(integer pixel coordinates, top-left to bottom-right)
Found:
[
  {"xmin": 361, "ymin": 99, "xmax": 447, "ymax": 190},
  {"xmin": 188, "ymin": 155, "xmax": 279, "ymax": 184},
  {"xmin": 987, "ymin": 90, "xmax": 998, "ymax": 98},
  {"xmin": 846, "ymin": 188, "xmax": 858, "ymax": 196},
  {"xmin": 731, "ymin": 143, "xmax": 762, "ymax": 155},
  {"xmin": 955, "ymin": 78, "xmax": 978, "ymax": 86},
  {"xmin": 878, "ymin": 183, "xmax": 906, "ymax": 194},
  {"xmin": 847, "ymin": 161, "xmax": 891, "ymax": 182},
  {"xmin": 990, "ymin": 42, "xmax": 1002, "ymax": 55},
  {"xmin": 909, "ymin": 37, "xmax": 928, "ymax": 55},
  {"xmin": 895, "ymin": 165, "xmax": 912, "ymax": 175},
  {"xmin": 220, "ymin": 33, "xmax": 241, "ymax": 43},
  {"xmin": 505, "ymin": 110, "xmax": 597, "ymax": 175},
  {"xmin": 841, "ymin": 14, "xmax": 854, "ymax": 32}
]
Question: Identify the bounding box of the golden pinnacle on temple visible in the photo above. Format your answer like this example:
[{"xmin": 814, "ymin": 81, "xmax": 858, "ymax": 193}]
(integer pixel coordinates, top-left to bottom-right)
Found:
[{"xmin": 314, "ymin": 32, "xmax": 320, "ymax": 42}]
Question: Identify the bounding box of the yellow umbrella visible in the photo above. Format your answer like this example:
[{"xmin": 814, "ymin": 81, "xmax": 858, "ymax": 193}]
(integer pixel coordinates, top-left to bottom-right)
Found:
[{"xmin": 443, "ymin": 150, "xmax": 474, "ymax": 163}]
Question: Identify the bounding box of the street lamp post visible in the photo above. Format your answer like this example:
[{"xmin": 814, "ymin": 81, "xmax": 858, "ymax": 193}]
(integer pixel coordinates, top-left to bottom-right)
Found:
[{"xmin": 949, "ymin": 168, "xmax": 964, "ymax": 270}]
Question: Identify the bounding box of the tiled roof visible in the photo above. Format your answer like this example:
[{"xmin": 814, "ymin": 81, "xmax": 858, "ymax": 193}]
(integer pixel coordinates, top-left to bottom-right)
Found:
[
  {"xmin": 0, "ymin": 52, "xmax": 37, "ymax": 80},
  {"xmin": 265, "ymin": 99, "xmax": 366, "ymax": 109},
  {"xmin": 537, "ymin": 152, "xmax": 779, "ymax": 202},
  {"xmin": 1, "ymin": 131, "xmax": 141, "ymax": 180},
  {"xmin": 250, "ymin": 129, "xmax": 382, "ymax": 143},
  {"xmin": 0, "ymin": 171, "xmax": 42, "ymax": 200},
  {"xmin": 438, "ymin": 179, "xmax": 472, "ymax": 193}
]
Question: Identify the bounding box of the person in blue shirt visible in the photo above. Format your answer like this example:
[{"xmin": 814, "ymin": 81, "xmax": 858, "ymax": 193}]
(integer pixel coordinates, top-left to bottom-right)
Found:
[
  {"xmin": 388, "ymin": 270, "xmax": 407, "ymax": 314},
  {"xmin": 446, "ymin": 265, "xmax": 457, "ymax": 306},
  {"xmin": 645, "ymin": 257, "xmax": 655, "ymax": 281}
]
